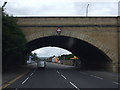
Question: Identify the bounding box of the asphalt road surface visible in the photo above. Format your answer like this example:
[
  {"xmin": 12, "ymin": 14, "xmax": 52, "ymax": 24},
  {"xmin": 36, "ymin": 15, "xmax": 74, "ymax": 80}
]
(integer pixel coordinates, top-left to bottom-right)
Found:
[{"xmin": 3, "ymin": 62, "xmax": 119, "ymax": 90}]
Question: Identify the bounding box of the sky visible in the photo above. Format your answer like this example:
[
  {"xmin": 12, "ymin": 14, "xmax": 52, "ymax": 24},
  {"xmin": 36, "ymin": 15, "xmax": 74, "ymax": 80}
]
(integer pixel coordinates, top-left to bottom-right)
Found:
[
  {"xmin": 1, "ymin": 0, "xmax": 119, "ymax": 57},
  {"xmin": 0, "ymin": 0, "xmax": 119, "ymax": 16},
  {"xmin": 32, "ymin": 47, "xmax": 72, "ymax": 57}
]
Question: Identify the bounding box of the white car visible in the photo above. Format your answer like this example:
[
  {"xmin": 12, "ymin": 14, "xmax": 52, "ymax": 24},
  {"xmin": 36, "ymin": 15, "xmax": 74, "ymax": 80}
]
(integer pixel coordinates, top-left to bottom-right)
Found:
[{"xmin": 37, "ymin": 60, "xmax": 46, "ymax": 68}]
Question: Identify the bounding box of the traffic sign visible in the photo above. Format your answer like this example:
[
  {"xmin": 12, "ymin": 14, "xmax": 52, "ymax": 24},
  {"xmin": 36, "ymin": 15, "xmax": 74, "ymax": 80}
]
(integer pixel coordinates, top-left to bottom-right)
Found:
[{"xmin": 57, "ymin": 27, "xmax": 62, "ymax": 35}]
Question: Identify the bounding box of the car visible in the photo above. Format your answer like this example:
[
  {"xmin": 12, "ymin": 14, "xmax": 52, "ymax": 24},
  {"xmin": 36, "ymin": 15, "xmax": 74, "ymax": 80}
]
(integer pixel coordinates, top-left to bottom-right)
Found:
[
  {"xmin": 37, "ymin": 57, "xmax": 47, "ymax": 69},
  {"xmin": 37, "ymin": 60, "xmax": 46, "ymax": 69}
]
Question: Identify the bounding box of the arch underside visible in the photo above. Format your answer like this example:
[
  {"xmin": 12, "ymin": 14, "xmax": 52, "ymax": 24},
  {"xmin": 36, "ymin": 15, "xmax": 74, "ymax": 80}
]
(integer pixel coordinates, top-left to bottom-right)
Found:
[
  {"xmin": 25, "ymin": 29, "xmax": 116, "ymax": 63},
  {"xmin": 26, "ymin": 35, "xmax": 112, "ymax": 69}
]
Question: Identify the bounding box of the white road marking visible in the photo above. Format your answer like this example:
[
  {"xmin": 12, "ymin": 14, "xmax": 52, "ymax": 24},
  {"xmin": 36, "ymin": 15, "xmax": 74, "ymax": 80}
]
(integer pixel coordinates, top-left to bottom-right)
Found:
[
  {"xmin": 22, "ymin": 77, "xmax": 29, "ymax": 84},
  {"xmin": 61, "ymin": 74, "xmax": 67, "ymax": 80},
  {"xmin": 90, "ymin": 75, "xmax": 103, "ymax": 80},
  {"xmin": 57, "ymin": 71, "xmax": 60, "ymax": 74},
  {"xmin": 112, "ymin": 81, "xmax": 120, "ymax": 85},
  {"xmin": 69, "ymin": 82, "xmax": 80, "ymax": 90},
  {"xmin": 30, "ymin": 73, "xmax": 34, "ymax": 76}
]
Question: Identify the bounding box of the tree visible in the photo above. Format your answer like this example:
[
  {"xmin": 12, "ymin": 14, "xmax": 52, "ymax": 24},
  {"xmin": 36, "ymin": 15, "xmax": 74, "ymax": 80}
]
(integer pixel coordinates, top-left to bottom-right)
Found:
[
  {"xmin": 2, "ymin": 10, "xmax": 27, "ymax": 71},
  {"xmin": 29, "ymin": 53, "xmax": 39, "ymax": 61},
  {"xmin": 58, "ymin": 54, "xmax": 74, "ymax": 60}
]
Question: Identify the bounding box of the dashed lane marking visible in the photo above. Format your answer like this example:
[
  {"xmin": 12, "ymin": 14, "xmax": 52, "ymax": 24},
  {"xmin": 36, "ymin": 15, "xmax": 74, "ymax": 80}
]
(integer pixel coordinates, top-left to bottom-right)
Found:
[
  {"xmin": 30, "ymin": 73, "xmax": 34, "ymax": 76},
  {"xmin": 1, "ymin": 71, "xmax": 29, "ymax": 89},
  {"xmin": 56, "ymin": 70, "xmax": 80, "ymax": 89},
  {"xmin": 22, "ymin": 77, "xmax": 29, "ymax": 84},
  {"xmin": 57, "ymin": 71, "xmax": 60, "ymax": 74},
  {"xmin": 61, "ymin": 74, "xmax": 67, "ymax": 80},
  {"xmin": 112, "ymin": 81, "xmax": 120, "ymax": 85},
  {"xmin": 69, "ymin": 82, "xmax": 80, "ymax": 90},
  {"xmin": 90, "ymin": 75, "xmax": 103, "ymax": 80}
]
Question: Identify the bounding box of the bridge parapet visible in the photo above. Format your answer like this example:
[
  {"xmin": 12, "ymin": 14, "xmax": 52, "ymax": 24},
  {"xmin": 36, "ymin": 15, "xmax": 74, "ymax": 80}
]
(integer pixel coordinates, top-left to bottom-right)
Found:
[{"xmin": 17, "ymin": 17, "xmax": 118, "ymax": 26}]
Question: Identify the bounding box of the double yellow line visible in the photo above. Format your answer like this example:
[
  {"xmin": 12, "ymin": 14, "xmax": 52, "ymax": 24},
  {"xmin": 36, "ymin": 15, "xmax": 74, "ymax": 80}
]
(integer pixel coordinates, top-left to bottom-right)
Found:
[{"xmin": 1, "ymin": 70, "xmax": 29, "ymax": 89}]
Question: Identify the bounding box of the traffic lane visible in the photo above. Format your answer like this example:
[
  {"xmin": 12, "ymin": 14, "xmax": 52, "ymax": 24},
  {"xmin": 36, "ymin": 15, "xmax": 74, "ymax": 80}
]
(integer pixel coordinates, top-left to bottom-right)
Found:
[
  {"xmin": 58, "ymin": 69, "xmax": 119, "ymax": 88},
  {"xmin": 82, "ymin": 70, "xmax": 119, "ymax": 83},
  {"xmin": 5, "ymin": 62, "xmax": 71, "ymax": 88},
  {"xmin": 4, "ymin": 62, "xmax": 119, "ymax": 89},
  {"xmin": 21, "ymin": 68, "xmax": 73, "ymax": 88},
  {"xmin": 35, "ymin": 62, "xmax": 119, "ymax": 88},
  {"xmin": 47, "ymin": 63, "xmax": 119, "ymax": 87},
  {"xmin": 38, "ymin": 63, "xmax": 119, "ymax": 88},
  {"xmin": 5, "ymin": 63, "xmax": 75, "ymax": 88},
  {"xmin": 24, "ymin": 62, "xmax": 74, "ymax": 88},
  {"xmin": 5, "ymin": 68, "xmax": 37, "ymax": 88},
  {"xmin": 50, "ymin": 63, "xmax": 119, "ymax": 88}
]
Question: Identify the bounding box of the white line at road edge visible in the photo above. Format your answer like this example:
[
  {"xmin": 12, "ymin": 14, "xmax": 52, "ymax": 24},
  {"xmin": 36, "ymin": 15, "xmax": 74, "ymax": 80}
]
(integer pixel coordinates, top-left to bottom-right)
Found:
[
  {"xmin": 22, "ymin": 77, "xmax": 29, "ymax": 84},
  {"xmin": 112, "ymin": 81, "xmax": 120, "ymax": 85},
  {"xmin": 90, "ymin": 75, "xmax": 103, "ymax": 80},
  {"xmin": 61, "ymin": 74, "xmax": 67, "ymax": 80},
  {"xmin": 69, "ymin": 82, "xmax": 80, "ymax": 90}
]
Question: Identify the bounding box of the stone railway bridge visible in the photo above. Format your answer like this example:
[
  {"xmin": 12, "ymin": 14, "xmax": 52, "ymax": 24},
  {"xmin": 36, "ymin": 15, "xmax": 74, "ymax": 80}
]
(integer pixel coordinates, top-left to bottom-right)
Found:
[{"xmin": 16, "ymin": 17, "xmax": 120, "ymax": 72}]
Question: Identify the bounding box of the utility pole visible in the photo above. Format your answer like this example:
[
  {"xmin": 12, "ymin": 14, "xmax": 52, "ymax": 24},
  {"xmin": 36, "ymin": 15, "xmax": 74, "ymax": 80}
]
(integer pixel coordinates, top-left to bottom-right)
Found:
[{"xmin": 86, "ymin": 4, "xmax": 89, "ymax": 16}]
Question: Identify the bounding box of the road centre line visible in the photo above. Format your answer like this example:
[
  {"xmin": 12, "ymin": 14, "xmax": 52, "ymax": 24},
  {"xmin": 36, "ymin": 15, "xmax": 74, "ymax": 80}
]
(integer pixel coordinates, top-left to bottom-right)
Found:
[
  {"xmin": 61, "ymin": 74, "xmax": 67, "ymax": 80},
  {"xmin": 90, "ymin": 75, "xmax": 103, "ymax": 80},
  {"xmin": 112, "ymin": 81, "xmax": 120, "ymax": 85},
  {"xmin": 69, "ymin": 82, "xmax": 80, "ymax": 90},
  {"xmin": 56, "ymin": 70, "xmax": 80, "ymax": 89},
  {"xmin": 22, "ymin": 69, "xmax": 36, "ymax": 85},
  {"xmin": 57, "ymin": 71, "xmax": 60, "ymax": 74},
  {"xmin": 22, "ymin": 77, "xmax": 29, "ymax": 84}
]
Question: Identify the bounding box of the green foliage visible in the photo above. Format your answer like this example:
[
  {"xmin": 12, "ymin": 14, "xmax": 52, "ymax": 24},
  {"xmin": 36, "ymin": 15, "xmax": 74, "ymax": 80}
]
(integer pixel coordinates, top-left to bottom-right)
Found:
[
  {"xmin": 29, "ymin": 53, "xmax": 39, "ymax": 61},
  {"xmin": 58, "ymin": 54, "xmax": 74, "ymax": 60},
  {"xmin": 2, "ymin": 11, "xmax": 27, "ymax": 71}
]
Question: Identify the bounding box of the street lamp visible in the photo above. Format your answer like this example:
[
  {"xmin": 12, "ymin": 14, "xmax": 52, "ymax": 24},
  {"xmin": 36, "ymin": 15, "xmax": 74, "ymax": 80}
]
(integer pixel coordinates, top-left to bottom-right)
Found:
[
  {"xmin": 86, "ymin": 4, "xmax": 89, "ymax": 16},
  {"xmin": 2, "ymin": 1, "xmax": 7, "ymax": 11}
]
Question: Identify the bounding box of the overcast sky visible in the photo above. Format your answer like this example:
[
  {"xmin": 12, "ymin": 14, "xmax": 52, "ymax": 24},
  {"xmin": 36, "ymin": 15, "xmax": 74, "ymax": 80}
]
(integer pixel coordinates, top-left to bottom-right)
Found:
[
  {"xmin": 32, "ymin": 47, "xmax": 72, "ymax": 57},
  {"xmin": 1, "ymin": 0, "xmax": 119, "ymax": 57},
  {"xmin": 0, "ymin": 0, "xmax": 119, "ymax": 16}
]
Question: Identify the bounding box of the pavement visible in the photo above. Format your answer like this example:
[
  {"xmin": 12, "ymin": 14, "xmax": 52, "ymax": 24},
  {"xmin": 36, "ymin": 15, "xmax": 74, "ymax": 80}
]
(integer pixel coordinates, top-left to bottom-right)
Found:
[{"xmin": 1, "ymin": 62, "xmax": 120, "ymax": 90}]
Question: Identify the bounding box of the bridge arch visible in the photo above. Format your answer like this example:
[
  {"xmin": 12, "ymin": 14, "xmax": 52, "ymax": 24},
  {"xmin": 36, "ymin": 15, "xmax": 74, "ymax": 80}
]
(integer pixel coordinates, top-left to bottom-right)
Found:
[
  {"xmin": 26, "ymin": 35, "xmax": 112, "ymax": 70},
  {"xmin": 25, "ymin": 29, "xmax": 117, "ymax": 64}
]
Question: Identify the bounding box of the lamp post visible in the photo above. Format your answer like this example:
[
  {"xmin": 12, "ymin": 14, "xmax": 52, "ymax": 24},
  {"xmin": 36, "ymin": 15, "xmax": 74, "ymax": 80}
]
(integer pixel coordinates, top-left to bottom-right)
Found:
[
  {"xmin": 2, "ymin": 1, "xmax": 7, "ymax": 11},
  {"xmin": 86, "ymin": 4, "xmax": 89, "ymax": 16}
]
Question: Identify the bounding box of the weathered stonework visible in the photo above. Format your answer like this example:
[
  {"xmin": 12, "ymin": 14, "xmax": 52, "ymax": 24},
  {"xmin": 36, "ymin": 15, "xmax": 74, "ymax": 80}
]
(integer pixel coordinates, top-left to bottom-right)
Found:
[{"xmin": 16, "ymin": 17, "xmax": 120, "ymax": 72}]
